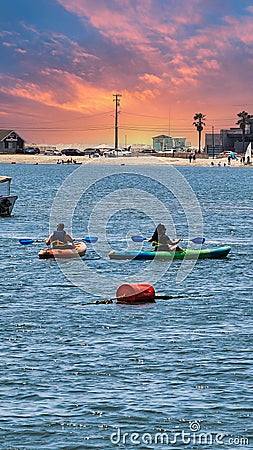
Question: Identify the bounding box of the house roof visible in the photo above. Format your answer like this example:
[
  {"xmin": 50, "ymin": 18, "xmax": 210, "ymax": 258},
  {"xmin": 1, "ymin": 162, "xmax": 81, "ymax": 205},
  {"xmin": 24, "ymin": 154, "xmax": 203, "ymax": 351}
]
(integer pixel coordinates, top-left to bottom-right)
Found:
[
  {"xmin": 0, "ymin": 129, "xmax": 24, "ymax": 142},
  {"xmin": 0, "ymin": 130, "xmax": 13, "ymax": 141},
  {"xmin": 152, "ymin": 135, "xmax": 170, "ymax": 139}
]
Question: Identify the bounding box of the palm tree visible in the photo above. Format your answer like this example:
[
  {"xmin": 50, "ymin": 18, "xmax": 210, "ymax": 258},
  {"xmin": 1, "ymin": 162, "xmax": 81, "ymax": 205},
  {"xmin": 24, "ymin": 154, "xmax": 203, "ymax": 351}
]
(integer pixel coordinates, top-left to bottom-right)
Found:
[
  {"xmin": 236, "ymin": 110, "xmax": 252, "ymax": 154},
  {"xmin": 193, "ymin": 113, "xmax": 206, "ymax": 153}
]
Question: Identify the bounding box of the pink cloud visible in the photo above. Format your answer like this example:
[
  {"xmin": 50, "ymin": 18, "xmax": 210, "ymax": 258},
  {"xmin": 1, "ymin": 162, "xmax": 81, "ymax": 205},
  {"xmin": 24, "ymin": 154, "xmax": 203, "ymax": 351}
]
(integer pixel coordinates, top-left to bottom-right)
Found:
[
  {"xmin": 57, "ymin": 0, "xmax": 147, "ymax": 46},
  {"xmin": 139, "ymin": 74, "xmax": 163, "ymax": 85},
  {"xmin": 44, "ymin": 32, "xmax": 100, "ymax": 61},
  {"xmin": 15, "ymin": 48, "xmax": 27, "ymax": 54},
  {"xmin": 2, "ymin": 42, "xmax": 16, "ymax": 47},
  {"xmin": 203, "ymin": 59, "xmax": 220, "ymax": 70},
  {"xmin": 223, "ymin": 15, "xmax": 253, "ymax": 45},
  {"xmin": 55, "ymin": 0, "xmax": 253, "ymax": 94}
]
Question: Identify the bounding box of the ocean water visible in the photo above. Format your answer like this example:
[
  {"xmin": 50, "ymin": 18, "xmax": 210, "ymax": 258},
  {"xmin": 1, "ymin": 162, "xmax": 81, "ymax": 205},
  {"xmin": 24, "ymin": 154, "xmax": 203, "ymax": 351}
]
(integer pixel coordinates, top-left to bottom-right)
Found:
[{"xmin": 0, "ymin": 162, "xmax": 252, "ymax": 449}]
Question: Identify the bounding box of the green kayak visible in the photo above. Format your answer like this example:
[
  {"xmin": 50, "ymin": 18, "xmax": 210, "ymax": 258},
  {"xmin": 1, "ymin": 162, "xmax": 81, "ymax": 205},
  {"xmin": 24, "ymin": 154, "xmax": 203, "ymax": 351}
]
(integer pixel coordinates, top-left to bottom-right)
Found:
[{"xmin": 109, "ymin": 246, "xmax": 231, "ymax": 261}]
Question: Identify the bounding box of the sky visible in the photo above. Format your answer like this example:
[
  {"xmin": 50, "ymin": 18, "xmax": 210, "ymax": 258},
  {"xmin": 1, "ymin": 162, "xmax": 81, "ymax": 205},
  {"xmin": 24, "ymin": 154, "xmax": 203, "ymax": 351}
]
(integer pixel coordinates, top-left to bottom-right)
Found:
[{"xmin": 1, "ymin": 0, "xmax": 253, "ymax": 147}]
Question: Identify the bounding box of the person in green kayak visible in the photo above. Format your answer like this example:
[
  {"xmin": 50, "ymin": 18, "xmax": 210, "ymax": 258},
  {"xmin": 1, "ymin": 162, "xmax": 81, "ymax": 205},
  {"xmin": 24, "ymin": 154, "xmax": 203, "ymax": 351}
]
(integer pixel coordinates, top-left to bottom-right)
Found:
[
  {"xmin": 148, "ymin": 223, "xmax": 183, "ymax": 251},
  {"xmin": 46, "ymin": 223, "xmax": 75, "ymax": 249}
]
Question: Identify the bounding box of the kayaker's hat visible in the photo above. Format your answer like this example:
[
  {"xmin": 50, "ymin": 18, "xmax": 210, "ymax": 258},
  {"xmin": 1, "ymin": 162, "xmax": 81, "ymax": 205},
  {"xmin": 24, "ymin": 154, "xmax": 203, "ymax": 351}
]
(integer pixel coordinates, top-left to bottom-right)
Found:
[{"xmin": 57, "ymin": 223, "xmax": 64, "ymax": 230}]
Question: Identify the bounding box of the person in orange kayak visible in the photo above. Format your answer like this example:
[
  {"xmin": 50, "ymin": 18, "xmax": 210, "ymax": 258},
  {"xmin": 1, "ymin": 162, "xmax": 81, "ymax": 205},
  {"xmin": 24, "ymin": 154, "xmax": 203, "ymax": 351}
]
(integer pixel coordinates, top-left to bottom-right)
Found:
[
  {"xmin": 46, "ymin": 223, "xmax": 75, "ymax": 249},
  {"xmin": 148, "ymin": 223, "xmax": 183, "ymax": 251}
]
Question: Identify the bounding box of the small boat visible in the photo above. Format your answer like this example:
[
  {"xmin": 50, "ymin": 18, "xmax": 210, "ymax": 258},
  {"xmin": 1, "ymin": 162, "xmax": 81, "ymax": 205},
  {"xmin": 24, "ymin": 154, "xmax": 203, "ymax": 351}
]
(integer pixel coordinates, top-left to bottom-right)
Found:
[
  {"xmin": 38, "ymin": 242, "xmax": 87, "ymax": 259},
  {"xmin": 109, "ymin": 246, "xmax": 231, "ymax": 261},
  {"xmin": 0, "ymin": 176, "xmax": 18, "ymax": 216}
]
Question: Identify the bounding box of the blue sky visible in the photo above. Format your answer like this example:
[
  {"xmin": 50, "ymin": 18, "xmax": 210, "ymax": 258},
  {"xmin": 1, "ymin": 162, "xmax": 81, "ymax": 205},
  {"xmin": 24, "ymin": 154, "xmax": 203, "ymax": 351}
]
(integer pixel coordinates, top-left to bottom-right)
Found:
[{"xmin": 1, "ymin": 0, "xmax": 253, "ymax": 145}]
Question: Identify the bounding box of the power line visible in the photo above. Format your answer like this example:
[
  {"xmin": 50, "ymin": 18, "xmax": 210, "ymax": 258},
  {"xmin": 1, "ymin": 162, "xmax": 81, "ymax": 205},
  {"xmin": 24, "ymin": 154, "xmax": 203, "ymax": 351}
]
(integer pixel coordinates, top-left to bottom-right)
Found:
[
  {"xmin": 11, "ymin": 126, "xmax": 114, "ymax": 132},
  {"xmin": 38, "ymin": 109, "xmax": 114, "ymax": 124},
  {"xmin": 122, "ymin": 111, "xmax": 168, "ymax": 119}
]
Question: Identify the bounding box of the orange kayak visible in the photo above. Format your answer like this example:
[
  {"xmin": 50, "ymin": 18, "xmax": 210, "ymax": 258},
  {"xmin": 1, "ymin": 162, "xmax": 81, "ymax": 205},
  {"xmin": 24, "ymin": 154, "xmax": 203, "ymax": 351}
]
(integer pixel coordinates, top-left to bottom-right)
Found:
[{"xmin": 38, "ymin": 242, "xmax": 87, "ymax": 259}]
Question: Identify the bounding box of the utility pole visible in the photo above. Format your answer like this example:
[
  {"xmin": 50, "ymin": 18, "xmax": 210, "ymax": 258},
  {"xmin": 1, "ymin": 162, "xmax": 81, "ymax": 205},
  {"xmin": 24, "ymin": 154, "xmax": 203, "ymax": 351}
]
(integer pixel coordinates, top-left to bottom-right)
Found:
[
  {"xmin": 212, "ymin": 126, "xmax": 215, "ymax": 159},
  {"xmin": 113, "ymin": 94, "xmax": 122, "ymax": 154}
]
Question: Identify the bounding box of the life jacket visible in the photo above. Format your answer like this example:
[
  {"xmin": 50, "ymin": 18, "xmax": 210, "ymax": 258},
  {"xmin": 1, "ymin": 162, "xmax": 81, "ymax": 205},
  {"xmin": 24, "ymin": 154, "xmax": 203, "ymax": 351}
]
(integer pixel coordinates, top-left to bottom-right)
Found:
[{"xmin": 51, "ymin": 230, "xmax": 67, "ymax": 247}]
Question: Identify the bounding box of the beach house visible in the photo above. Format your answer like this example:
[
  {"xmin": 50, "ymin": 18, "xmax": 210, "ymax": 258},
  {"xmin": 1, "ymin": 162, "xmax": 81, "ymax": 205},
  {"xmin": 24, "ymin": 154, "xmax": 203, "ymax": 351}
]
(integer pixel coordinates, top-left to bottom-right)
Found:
[{"xmin": 0, "ymin": 130, "xmax": 25, "ymax": 154}]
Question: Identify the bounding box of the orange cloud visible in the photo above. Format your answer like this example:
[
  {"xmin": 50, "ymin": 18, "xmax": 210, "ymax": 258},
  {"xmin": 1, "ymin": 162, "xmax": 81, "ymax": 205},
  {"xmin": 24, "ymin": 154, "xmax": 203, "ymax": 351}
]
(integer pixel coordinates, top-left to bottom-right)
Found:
[{"xmin": 1, "ymin": 70, "xmax": 115, "ymax": 113}]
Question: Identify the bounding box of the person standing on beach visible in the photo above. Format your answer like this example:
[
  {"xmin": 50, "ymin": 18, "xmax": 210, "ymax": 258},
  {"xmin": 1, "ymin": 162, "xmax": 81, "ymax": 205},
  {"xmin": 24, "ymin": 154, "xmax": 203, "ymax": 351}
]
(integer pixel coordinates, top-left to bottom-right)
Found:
[{"xmin": 46, "ymin": 223, "xmax": 75, "ymax": 249}]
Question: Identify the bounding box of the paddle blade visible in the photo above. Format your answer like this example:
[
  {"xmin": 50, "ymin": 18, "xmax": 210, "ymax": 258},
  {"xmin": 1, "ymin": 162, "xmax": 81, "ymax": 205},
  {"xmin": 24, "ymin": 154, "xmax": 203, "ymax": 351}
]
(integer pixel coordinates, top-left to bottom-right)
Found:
[
  {"xmin": 191, "ymin": 237, "xmax": 205, "ymax": 244},
  {"xmin": 84, "ymin": 236, "xmax": 98, "ymax": 243},
  {"xmin": 19, "ymin": 239, "xmax": 34, "ymax": 245},
  {"xmin": 131, "ymin": 236, "xmax": 146, "ymax": 242}
]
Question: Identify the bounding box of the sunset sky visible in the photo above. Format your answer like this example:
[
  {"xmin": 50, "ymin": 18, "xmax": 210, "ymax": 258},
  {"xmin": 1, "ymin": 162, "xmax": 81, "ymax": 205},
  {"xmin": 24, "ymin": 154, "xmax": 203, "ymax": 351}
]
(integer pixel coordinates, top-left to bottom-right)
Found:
[{"xmin": 1, "ymin": 0, "xmax": 253, "ymax": 147}]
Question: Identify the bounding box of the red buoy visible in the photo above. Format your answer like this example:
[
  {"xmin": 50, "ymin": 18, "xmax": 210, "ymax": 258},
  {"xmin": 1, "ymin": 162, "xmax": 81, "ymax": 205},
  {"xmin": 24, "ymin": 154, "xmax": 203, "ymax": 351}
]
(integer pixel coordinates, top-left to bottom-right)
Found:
[{"xmin": 116, "ymin": 283, "xmax": 155, "ymax": 304}]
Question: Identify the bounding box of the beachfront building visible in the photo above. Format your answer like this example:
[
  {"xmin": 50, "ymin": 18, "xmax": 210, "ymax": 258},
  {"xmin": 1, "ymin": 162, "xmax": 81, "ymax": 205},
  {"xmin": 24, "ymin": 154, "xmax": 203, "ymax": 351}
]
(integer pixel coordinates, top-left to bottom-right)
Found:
[
  {"xmin": 205, "ymin": 116, "xmax": 253, "ymax": 155},
  {"xmin": 152, "ymin": 135, "xmax": 186, "ymax": 151},
  {"xmin": 0, "ymin": 130, "xmax": 25, "ymax": 154},
  {"xmin": 205, "ymin": 133, "xmax": 221, "ymax": 157},
  {"xmin": 153, "ymin": 135, "xmax": 173, "ymax": 151},
  {"xmin": 220, "ymin": 127, "xmax": 252, "ymax": 153},
  {"xmin": 173, "ymin": 137, "xmax": 187, "ymax": 149}
]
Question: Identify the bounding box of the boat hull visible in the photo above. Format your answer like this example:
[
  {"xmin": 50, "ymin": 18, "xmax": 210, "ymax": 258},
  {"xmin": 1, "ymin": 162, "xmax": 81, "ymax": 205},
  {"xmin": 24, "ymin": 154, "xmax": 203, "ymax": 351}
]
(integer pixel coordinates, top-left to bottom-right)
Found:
[
  {"xmin": 0, "ymin": 195, "xmax": 18, "ymax": 216},
  {"xmin": 38, "ymin": 242, "xmax": 87, "ymax": 259},
  {"xmin": 109, "ymin": 247, "xmax": 231, "ymax": 261}
]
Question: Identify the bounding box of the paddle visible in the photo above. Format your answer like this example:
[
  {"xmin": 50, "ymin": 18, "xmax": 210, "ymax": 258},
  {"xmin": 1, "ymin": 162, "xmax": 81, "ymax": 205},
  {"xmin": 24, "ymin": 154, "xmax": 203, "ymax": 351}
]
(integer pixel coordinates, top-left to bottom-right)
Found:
[
  {"xmin": 19, "ymin": 236, "xmax": 98, "ymax": 245},
  {"xmin": 131, "ymin": 236, "xmax": 205, "ymax": 244},
  {"xmin": 75, "ymin": 237, "xmax": 98, "ymax": 243},
  {"xmin": 19, "ymin": 239, "xmax": 45, "ymax": 245}
]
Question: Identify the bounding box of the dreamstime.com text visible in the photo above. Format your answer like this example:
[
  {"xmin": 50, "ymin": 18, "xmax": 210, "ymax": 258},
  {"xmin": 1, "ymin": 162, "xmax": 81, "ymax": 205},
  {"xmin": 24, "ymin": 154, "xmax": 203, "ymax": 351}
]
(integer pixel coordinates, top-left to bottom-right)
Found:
[{"xmin": 110, "ymin": 423, "xmax": 249, "ymax": 447}]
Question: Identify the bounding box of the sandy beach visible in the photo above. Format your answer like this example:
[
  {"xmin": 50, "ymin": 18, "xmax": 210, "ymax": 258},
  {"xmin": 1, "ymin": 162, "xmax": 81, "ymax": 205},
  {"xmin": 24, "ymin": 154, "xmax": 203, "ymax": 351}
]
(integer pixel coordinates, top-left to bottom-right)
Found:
[{"xmin": 0, "ymin": 153, "xmax": 245, "ymax": 167}]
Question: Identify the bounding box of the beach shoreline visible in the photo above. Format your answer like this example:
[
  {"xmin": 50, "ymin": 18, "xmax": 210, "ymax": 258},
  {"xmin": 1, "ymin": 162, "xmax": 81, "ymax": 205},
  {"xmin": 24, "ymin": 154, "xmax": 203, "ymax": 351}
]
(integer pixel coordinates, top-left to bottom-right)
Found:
[{"xmin": 0, "ymin": 154, "xmax": 247, "ymax": 167}]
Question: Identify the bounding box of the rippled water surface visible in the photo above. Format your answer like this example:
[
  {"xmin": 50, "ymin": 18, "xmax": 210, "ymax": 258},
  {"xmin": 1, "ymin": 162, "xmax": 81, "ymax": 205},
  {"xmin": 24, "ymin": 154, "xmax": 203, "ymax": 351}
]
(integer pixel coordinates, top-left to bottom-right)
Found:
[{"xmin": 0, "ymin": 163, "xmax": 252, "ymax": 449}]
